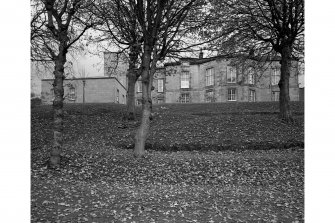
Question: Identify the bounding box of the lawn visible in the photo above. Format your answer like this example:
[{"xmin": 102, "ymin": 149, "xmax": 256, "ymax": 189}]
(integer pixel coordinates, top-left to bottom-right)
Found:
[{"xmin": 31, "ymin": 102, "xmax": 304, "ymax": 222}]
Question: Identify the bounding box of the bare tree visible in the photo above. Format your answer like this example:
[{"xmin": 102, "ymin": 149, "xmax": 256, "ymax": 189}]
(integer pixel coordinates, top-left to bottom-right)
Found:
[
  {"xmin": 126, "ymin": 0, "xmax": 202, "ymax": 157},
  {"xmin": 92, "ymin": 0, "xmax": 143, "ymax": 120},
  {"xmin": 32, "ymin": 0, "xmax": 97, "ymax": 168},
  {"xmin": 208, "ymin": 0, "xmax": 304, "ymax": 122}
]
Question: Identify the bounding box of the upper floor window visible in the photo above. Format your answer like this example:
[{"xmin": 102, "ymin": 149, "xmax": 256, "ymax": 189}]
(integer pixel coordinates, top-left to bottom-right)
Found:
[
  {"xmin": 157, "ymin": 79, "xmax": 164, "ymax": 92},
  {"xmin": 205, "ymin": 68, "xmax": 214, "ymax": 86},
  {"xmin": 228, "ymin": 88, "xmax": 236, "ymax": 101},
  {"xmin": 181, "ymin": 71, "xmax": 190, "ymax": 89},
  {"xmin": 271, "ymin": 68, "xmax": 280, "ymax": 85},
  {"xmin": 68, "ymin": 87, "xmax": 76, "ymax": 101},
  {"xmin": 248, "ymin": 70, "xmax": 255, "ymax": 85},
  {"xmin": 137, "ymin": 81, "xmax": 142, "ymax": 92},
  {"xmin": 227, "ymin": 67, "xmax": 236, "ymax": 83}
]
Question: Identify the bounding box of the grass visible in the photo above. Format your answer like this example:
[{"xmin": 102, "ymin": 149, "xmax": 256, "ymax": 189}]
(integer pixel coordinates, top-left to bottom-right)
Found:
[{"xmin": 31, "ymin": 102, "xmax": 304, "ymax": 222}]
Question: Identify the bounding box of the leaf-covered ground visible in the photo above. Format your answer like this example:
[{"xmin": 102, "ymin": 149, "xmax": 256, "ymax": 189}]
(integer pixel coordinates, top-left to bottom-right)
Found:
[{"xmin": 31, "ymin": 102, "xmax": 304, "ymax": 222}]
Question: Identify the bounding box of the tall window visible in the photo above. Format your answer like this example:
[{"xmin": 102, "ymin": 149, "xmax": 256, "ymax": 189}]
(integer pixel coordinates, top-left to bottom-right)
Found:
[
  {"xmin": 272, "ymin": 91, "xmax": 280, "ymax": 101},
  {"xmin": 69, "ymin": 87, "xmax": 76, "ymax": 101},
  {"xmin": 248, "ymin": 70, "xmax": 255, "ymax": 85},
  {"xmin": 137, "ymin": 81, "xmax": 142, "ymax": 92},
  {"xmin": 181, "ymin": 71, "xmax": 190, "ymax": 88},
  {"xmin": 116, "ymin": 89, "xmax": 119, "ymax": 103},
  {"xmin": 228, "ymin": 88, "xmax": 236, "ymax": 101},
  {"xmin": 157, "ymin": 79, "xmax": 164, "ymax": 92},
  {"xmin": 249, "ymin": 90, "xmax": 256, "ymax": 102},
  {"xmin": 271, "ymin": 68, "xmax": 280, "ymax": 85},
  {"xmin": 227, "ymin": 67, "xmax": 236, "ymax": 83},
  {"xmin": 206, "ymin": 68, "xmax": 214, "ymax": 86},
  {"xmin": 180, "ymin": 93, "xmax": 190, "ymax": 103}
]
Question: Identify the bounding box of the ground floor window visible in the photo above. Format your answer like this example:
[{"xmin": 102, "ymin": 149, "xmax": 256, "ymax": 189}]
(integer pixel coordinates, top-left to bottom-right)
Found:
[
  {"xmin": 50, "ymin": 88, "xmax": 55, "ymax": 101},
  {"xmin": 272, "ymin": 91, "xmax": 280, "ymax": 101},
  {"xmin": 249, "ymin": 90, "xmax": 256, "ymax": 102},
  {"xmin": 205, "ymin": 90, "xmax": 214, "ymax": 103},
  {"xmin": 116, "ymin": 89, "xmax": 119, "ymax": 103},
  {"xmin": 180, "ymin": 93, "xmax": 190, "ymax": 103},
  {"xmin": 228, "ymin": 88, "xmax": 236, "ymax": 101},
  {"xmin": 136, "ymin": 99, "xmax": 142, "ymax": 106},
  {"xmin": 157, "ymin": 98, "xmax": 164, "ymax": 104},
  {"xmin": 68, "ymin": 87, "xmax": 76, "ymax": 101}
]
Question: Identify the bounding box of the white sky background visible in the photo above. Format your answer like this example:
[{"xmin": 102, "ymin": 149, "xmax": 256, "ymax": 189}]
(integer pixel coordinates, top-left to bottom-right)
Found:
[{"xmin": 0, "ymin": 1, "xmax": 334, "ymax": 222}]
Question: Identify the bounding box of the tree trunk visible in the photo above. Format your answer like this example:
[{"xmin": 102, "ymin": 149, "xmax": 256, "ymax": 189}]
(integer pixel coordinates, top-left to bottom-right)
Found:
[
  {"xmin": 126, "ymin": 45, "xmax": 140, "ymax": 120},
  {"xmin": 278, "ymin": 45, "xmax": 294, "ymax": 123},
  {"xmin": 49, "ymin": 52, "xmax": 66, "ymax": 168},
  {"xmin": 126, "ymin": 73, "xmax": 137, "ymax": 120},
  {"xmin": 134, "ymin": 46, "xmax": 152, "ymax": 157}
]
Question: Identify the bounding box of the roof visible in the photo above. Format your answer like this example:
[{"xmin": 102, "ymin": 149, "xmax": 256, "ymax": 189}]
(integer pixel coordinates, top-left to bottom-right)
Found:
[
  {"xmin": 42, "ymin": 76, "xmax": 115, "ymax": 81},
  {"xmin": 164, "ymin": 54, "xmax": 285, "ymax": 67}
]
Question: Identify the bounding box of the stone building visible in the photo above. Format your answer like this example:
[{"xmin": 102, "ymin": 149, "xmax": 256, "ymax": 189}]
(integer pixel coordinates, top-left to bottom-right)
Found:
[
  {"xmin": 41, "ymin": 76, "xmax": 127, "ymax": 104},
  {"xmin": 41, "ymin": 52, "xmax": 300, "ymax": 105},
  {"xmin": 135, "ymin": 55, "xmax": 300, "ymax": 104}
]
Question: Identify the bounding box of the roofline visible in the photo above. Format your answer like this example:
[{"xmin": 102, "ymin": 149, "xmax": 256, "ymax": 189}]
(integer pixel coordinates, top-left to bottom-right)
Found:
[
  {"xmin": 42, "ymin": 76, "xmax": 116, "ymax": 81},
  {"xmin": 164, "ymin": 54, "xmax": 300, "ymax": 67}
]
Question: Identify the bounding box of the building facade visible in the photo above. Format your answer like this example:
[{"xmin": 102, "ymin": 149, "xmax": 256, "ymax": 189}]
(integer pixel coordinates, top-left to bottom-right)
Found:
[
  {"xmin": 41, "ymin": 76, "xmax": 127, "ymax": 104},
  {"xmin": 135, "ymin": 56, "xmax": 300, "ymax": 104},
  {"xmin": 41, "ymin": 53, "xmax": 300, "ymax": 105}
]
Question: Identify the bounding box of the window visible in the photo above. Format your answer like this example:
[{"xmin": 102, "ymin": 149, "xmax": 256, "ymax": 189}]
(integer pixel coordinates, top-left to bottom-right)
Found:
[
  {"xmin": 272, "ymin": 91, "xmax": 280, "ymax": 101},
  {"xmin": 227, "ymin": 67, "xmax": 236, "ymax": 83},
  {"xmin": 181, "ymin": 72, "xmax": 190, "ymax": 88},
  {"xmin": 248, "ymin": 70, "xmax": 255, "ymax": 85},
  {"xmin": 180, "ymin": 93, "xmax": 190, "ymax": 103},
  {"xmin": 122, "ymin": 95, "xmax": 125, "ymax": 103},
  {"xmin": 206, "ymin": 68, "xmax": 214, "ymax": 86},
  {"xmin": 157, "ymin": 98, "xmax": 164, "ymax": 104},
  {"xmin": 136, "ymin": 99, "xmax": 142, "ymax": 105},
  {"xmin": 50, "ymin": 88, "xmax": 54, "ymax": 100},
  {"xmin": 206, "ymin": 90, "xmax": 214, "ymax": 103},
  {"xmin": 137, "ymin": 81, "xmax": 142, "ymax": 92},
  {"xmin": 68, "ymin": 87, "xmax": 76, "ymax": 101},
  {"xmin": 116, "ymin": 89, "xmax": 119, "ymax": 103},
  {"xmin": 157, "ymin": 79, "xmax": 164, "ymax": 92},
  {"xmin": 249, "ymin": 90, "xmax": 256, "ymax": 102},
  {"xmin": 271, "ymin": 68, "xmax": 280, "ymax": 85},
  {"xmin": 228, "ymin": 88, "xmax": 236, "ymax": 101}
]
